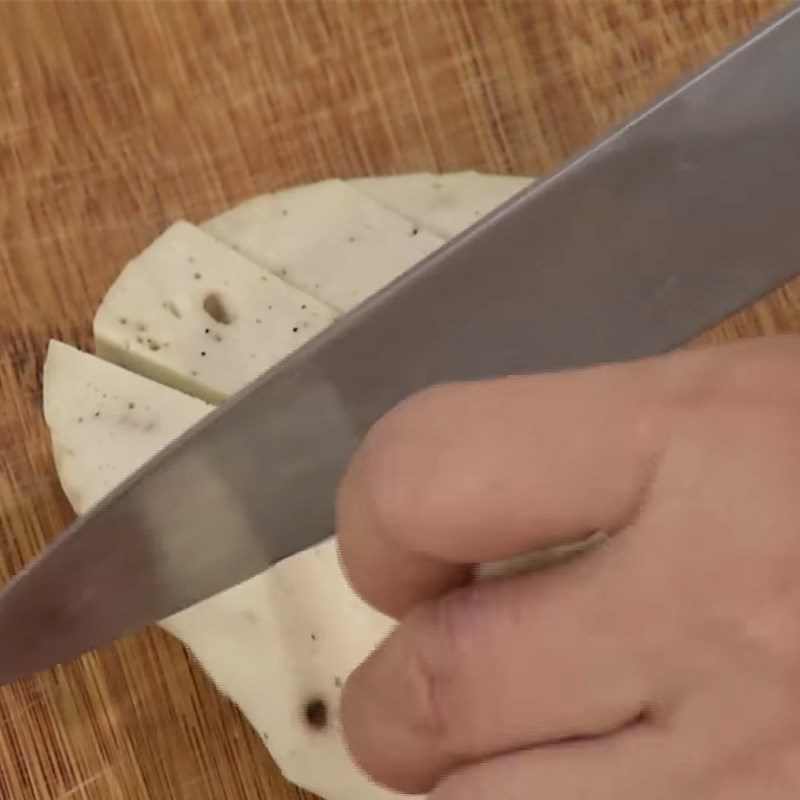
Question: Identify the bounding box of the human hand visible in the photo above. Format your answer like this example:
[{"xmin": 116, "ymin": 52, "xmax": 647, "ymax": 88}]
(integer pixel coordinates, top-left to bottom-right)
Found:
[{"xmin": 337, "ymin": 336, "xmax": 800, "ymax": 799}]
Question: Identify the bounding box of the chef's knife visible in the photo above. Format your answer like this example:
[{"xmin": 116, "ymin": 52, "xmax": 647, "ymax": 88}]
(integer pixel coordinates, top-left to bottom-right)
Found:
[{"xmin": 2, "ymin": 7, "xmax": 800, "ymax": 685}]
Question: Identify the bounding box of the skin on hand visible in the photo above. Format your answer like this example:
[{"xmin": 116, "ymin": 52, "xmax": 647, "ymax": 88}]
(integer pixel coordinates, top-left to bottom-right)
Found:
[{"xmin": 336, "ymin": 336, "xmax": 800, "ymax": 799}]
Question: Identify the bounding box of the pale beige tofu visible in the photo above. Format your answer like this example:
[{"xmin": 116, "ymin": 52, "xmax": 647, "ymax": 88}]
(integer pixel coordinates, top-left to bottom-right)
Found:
[
  {"xmin": 202, "ymin": 179, "xmax": 444, "ymax": 312},
  {"xmin": 351, "ymin": 170, "xmax": 533, "ymax": 238},
  {"xmin": 94, "ymin": 221, "xmax": 336, "ymax": 403}
]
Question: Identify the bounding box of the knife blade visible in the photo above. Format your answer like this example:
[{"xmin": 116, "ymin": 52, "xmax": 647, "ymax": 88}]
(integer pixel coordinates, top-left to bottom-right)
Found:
[{"xmin": 3, "ymin": 6, "xmax": 800, "ymax": 685}]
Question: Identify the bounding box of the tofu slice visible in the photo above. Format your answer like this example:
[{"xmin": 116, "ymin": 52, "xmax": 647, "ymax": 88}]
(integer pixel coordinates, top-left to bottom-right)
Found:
[
  {"xmin": 202, "ymin": 179, "xmax": 444, "ymax": 312},
  {"xmin": 94, "ymin": 222, "xmax": 336, "ymax": 403},
  {"xmin": 43, "ymin": 340, "xmax": 213, "ymax": 511},
  {"xmin": 163, "ymin": 540, "xmax": 397, "ymax": 800},
  {"xmin": 350, "ymin": 170, "xmax": 534, "ymax": 239},
  {"xmin": 42, "ymin": 341, "xmax": 398, "ymax": 800}
]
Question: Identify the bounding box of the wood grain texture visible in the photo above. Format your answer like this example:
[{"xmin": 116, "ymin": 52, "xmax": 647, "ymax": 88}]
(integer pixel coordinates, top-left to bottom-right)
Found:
[{"xmin": 0, "ymin": 1, "xmax": 793, "ymax": 798}]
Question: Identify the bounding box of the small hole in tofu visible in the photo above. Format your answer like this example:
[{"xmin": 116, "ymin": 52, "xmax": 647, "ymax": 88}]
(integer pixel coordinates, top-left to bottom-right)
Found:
[
  {"xmin": 303, "ymin": 697, "xmax": 328, "ymax": 730},
  {"xmin": 147, "ymin": 339, "xmax": 161, "ymax": 351},
  {"xmin": 203, "ymin": 292, "xmax": 234, "ymax": 325},
  {"xmin": 163, "ymin": 301, "xmax": 182, "ymax": 319}
]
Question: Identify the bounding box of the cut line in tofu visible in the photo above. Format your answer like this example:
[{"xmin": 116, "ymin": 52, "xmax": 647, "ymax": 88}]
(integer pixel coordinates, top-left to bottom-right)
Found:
[
  {"xmin": 202, "ymin": 179, "xmax": 444, "ymax": 313},
  {"xmin": 350, "ymin": 170, "xmax": 534, "ymax": 239},
  {"xmin": 94, "ymin": 221, "xmax": 336, "ymax": 403}
]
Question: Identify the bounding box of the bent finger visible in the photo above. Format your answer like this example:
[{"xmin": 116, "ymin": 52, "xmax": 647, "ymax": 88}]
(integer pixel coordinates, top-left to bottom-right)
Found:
[
  {"xmin": 342, "ymin": 552, "xmax": 653, "ymax": 794},
  {"xmin": 337, "ymin": 354, "xmax": 674, "ymax": 617}
]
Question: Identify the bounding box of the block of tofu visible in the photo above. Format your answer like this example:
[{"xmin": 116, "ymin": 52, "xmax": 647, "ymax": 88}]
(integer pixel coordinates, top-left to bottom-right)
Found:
[
  {"xmin": 202, "ymin": 179, "xmax": 444, "ymax": 312},
  {"xmin": 42, "ymin": 341, "xmax": 399, "ymax": 800},
  {"xmin": 351, "ymin": 170, "xmax": 533, "ymax": 238},
  {"xmin": 42, "ymin": 341, "xmax": 213, "ymax": 510},
  {"xmin": 94, "ymin": 221, "xmax": 336, "ymax": 403}
]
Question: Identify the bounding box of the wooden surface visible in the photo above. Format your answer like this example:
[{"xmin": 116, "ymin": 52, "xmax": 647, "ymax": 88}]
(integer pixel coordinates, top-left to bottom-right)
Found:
[{"xmin": 0, "ymin": 1, "xmax": 794, "ymax": 798}]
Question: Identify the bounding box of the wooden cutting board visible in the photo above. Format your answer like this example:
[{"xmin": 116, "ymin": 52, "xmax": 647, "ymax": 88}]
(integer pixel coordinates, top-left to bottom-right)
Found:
[{"xmin": 0, "ymin": 2, "xmax": 795, "ymax": 798}]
